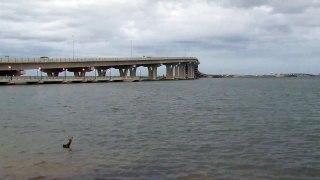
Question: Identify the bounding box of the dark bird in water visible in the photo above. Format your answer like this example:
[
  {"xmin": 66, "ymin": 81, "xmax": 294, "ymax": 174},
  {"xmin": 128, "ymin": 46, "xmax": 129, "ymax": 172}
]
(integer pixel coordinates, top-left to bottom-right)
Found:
[{"xmin": 63, "ymin": 137, "xmax": 73, "ymax": 149}]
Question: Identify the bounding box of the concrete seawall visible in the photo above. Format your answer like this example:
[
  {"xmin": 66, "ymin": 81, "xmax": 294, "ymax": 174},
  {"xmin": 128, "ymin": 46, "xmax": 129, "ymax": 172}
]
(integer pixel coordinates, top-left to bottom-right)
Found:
[{"xmin": 0, "ymin": 76, "xmax": 195, "ymax": 85}]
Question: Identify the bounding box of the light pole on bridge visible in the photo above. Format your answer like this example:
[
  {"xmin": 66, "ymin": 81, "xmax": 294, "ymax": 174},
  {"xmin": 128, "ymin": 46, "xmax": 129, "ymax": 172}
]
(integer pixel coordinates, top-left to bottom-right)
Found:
[
  {"xmin": 5, "ymin": 56, "xmax": 9, "ymax": 62},
  {"xmin": 73, "ymin": 34, "xmax": 74, "ymax": 61},
  {"xmin": 131, "ymin": 40, "xmax": 132, "ymax": 57}
]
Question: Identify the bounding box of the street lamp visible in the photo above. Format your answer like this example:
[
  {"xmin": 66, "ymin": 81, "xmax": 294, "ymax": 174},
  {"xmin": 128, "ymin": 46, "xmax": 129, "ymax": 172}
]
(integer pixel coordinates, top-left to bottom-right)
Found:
[
  {"xmin": 8, "ymin": 65, "xmax": 12, "ymax": 80},
  {"xmin": 109, "ymin": 69, "xmax": 112, "ymax": 80},
  {"xmin": 139, "ymin": 69, "xmax": 141, "ymax": 81}
]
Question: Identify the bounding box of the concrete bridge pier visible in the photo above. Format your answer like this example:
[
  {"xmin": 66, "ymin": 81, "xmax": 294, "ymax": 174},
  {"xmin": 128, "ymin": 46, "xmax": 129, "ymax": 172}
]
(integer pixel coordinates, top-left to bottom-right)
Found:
[
  {"xmin": 96, "ymin": 68, "xmax": 108, "ymax": 77},
  {"xmin": 191, "ymin": 63, "xmax": 195, "ymax": 78},
  {"xmin": 68, "ymin": 68, "xmax": 90, "ymax": 77},
  {"xmin": 73, "ymin": 72, "xmax": 79, "ymax": 77},
  {"xmin": 117, "ymin": 67, "xmax": 129, "ymax": 79},
  {"xmin": 179, "ymin": 63, "xmax": 186, "ymax": 79},
  {"xmin": 147, "ymin": 66, "xmax": 158, "ymax": 80},
  {"xmin": 174, "ymin": 65, "xmax": 179, "ymax": 79},
  {"xmin": 0, "ymin": 70, "xmax": 22, "ymax": 77},
  {"xmin": 71, "ymin": 71, "xmax": 83, "ymax": 77},
  {"xmin": 166, "ymin": 64, "xmax": 174, "ymax": 80},
  {"xmin": 129, "ymin": 66, "xmax": 137, "ymax": 78},
  {"xmin": 80, "ymin": 71, "xmax": 86, "ymax": 77},
  {"xmin": 187, "ymin": 63, "xmax": 195, "ymax": 79},
  {"xmin": 42, "ymin": 69, "xmax": 63, "ymax": 77}
]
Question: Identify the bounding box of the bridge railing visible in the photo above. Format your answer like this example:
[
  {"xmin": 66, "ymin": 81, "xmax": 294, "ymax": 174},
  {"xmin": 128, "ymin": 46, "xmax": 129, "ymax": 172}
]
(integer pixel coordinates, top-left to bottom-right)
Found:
[{"xmin": 0, "ymin": 57, "xmax": 198, "ymax": 63}]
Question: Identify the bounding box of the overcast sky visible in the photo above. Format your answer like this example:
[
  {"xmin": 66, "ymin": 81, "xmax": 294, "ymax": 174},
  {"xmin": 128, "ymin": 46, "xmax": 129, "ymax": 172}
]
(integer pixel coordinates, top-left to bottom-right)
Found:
[{"xmin": 1, "ymin": 0, "xmax": 320, "ymax": 74}]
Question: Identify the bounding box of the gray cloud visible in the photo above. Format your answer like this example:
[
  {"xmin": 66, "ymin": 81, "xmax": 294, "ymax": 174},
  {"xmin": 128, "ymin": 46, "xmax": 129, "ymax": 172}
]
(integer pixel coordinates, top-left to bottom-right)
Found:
[
  {"xmin": 0, "ymin": 0, "xmax": 319, "ymax": 74},
  {"xmin": 213, "ymin": 0, "xmax": 320, "ymax": 13}
]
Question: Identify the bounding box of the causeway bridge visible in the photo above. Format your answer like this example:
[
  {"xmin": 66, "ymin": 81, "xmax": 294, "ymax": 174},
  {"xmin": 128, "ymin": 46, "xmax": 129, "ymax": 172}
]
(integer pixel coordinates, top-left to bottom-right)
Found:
[{"xmin": 0, "ymin": 57, "xmax": 200, "ymax": 84}]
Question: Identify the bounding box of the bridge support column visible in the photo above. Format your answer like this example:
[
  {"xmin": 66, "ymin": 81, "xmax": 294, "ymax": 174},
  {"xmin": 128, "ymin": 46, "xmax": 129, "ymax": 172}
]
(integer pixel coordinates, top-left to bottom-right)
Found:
[
  {"xmin": 194, "ymin": 64, "xmax": 200, "ymax": 78},
  {"xmin": 118, "ymin": 68, "xmax": 129, "ymax": 79},
  {"xmin": 191, "ymin": 63, "xmax": 195, "ymax": 79},
  {"xmin": 80, "ymin": 71, "xmax": 86, "ymax": 77},
  {"xmin": 97, "ymin": 68, "xmax": 107, "ymax": 77},
  {"xmin": 47, "ymin": 72, "xmax": 53, "ymax": 77},
  {"xmin": 187, "ymin": 63, "xmax": 195, "ymax": 79},
  {"xmin": 74, "ymin": 72, "xmax": 80, "ymax": 77},
  {"xmin": 42, "ymin": 69, "xmax": 63, "ymax": 77},
  {"xmin": 166, "ymin": 64, "xmax": 174, "ymax": 80},
  {"xmin": 129, "ymin": 67, "xmax": 137, "ymax": 78},
  {"xmin": 179, "ymin": 64, "xmax": 186, "ymax": 79},
  {"xmin": 148, "ymin": 66, "xmax": 158, "ymax": 80},
  {"xmin": 68, "ymin": 68, "xmax": 89, "ymax": 77},
  {"xmin": 0, "ymin": 70, "xmax": 22, "ymax": 76},
  {"xmin": 174, "ymin": 65, "xmax": 179, "ymax": 79},
  {"xmin": 73, "ymin": 71, "xmax": 86, "ymax": 77}
]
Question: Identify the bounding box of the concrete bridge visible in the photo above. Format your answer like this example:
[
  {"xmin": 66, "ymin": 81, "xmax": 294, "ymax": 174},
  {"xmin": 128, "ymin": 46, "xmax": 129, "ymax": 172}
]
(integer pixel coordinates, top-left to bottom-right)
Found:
[{"xmin": 0, "ymin": 57, "xmax": 200, "ymax": 84}]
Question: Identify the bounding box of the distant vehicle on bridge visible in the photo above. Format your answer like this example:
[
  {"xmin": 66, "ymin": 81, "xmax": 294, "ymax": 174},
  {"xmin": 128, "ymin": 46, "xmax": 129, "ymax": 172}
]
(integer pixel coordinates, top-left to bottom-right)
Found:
[{"xmin": 40, "ymin": 56, "xmax": 49, "ymax": 62}]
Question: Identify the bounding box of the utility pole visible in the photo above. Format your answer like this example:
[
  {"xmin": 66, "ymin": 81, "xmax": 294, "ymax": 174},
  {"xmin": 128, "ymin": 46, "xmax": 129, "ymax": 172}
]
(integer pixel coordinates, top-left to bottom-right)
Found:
[
  {"xmin": 73, "ymin": 34, "xmax": 74, "ymax": 60},
  {"xmin": 131, "ymin": 40, "xmax": 132, "ymax": 57}
]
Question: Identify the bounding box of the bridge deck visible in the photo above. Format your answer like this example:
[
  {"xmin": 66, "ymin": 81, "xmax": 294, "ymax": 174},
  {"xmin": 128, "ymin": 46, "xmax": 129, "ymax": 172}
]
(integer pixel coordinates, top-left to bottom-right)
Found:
[
  {"xmin": 0, "ymin": 57, "xmax": 199, "ymax": 71},
  {"xmin": 0, "ymin": 57, "xmax": 198, "ymax": 63}
]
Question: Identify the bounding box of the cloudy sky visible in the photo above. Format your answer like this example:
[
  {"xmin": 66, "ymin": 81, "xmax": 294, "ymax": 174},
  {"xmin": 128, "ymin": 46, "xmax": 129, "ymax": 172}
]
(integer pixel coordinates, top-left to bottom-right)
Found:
[{"xmin": 1, "ymin": 0, "xmax": 320, "ymax": 74}]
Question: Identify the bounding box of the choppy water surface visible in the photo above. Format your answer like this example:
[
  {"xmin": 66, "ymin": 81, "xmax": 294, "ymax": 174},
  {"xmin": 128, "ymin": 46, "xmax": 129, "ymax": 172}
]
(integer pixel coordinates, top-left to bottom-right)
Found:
[{"xmin": 0, "ymin": 78, "xmax": 320, "ymax": 179}]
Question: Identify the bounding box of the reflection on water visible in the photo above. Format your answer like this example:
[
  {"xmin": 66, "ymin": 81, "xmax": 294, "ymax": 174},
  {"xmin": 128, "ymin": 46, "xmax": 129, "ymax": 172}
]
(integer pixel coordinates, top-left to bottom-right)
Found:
[{"xmin": 1, "ymin": 78, "xmax": 320, "ymax": 179}]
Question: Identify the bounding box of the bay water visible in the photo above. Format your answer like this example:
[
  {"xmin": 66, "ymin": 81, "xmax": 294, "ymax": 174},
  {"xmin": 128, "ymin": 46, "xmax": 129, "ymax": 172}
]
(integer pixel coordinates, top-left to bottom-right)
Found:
[{"xmin": 0, "ymin": 78, "xmax": 319, "ymax": 179}]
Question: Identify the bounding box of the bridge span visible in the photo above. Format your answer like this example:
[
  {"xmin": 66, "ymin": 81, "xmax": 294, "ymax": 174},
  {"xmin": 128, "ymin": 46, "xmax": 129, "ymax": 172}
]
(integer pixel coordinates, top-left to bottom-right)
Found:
[{"xmin": 0, "ymin": 57, "xmax": 200, "ymax": 84}]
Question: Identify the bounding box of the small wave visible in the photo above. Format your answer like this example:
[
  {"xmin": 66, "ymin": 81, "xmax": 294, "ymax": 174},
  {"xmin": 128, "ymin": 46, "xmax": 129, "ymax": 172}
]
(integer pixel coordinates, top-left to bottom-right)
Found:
[
  {"xmin": 112, "ymin": 107, "xmax": 120, "ymax": 112},
  {"xmin": 177, "ymin": 173, "xmax": 210, "ymax": 180},
  {"xmin": 28, "ymin": 175, "xmax": 46, "ymax": 180},
  {"xmin": 33, "ymin": 161, "xmax": 47, "ymax": 166},
  {"xmin": 3, "ymin": 165, "xmax": 13, "ymax": 169},
  {"xmin": 97, "ymin": 141, "xmax": 108, "ymax": 146},
  {"xmin": 18, "ymin": 150, "xmax": 27, "ymax": 154}
]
